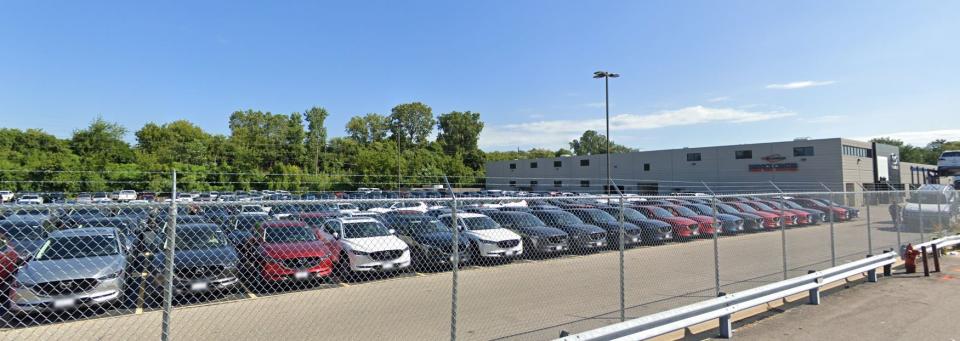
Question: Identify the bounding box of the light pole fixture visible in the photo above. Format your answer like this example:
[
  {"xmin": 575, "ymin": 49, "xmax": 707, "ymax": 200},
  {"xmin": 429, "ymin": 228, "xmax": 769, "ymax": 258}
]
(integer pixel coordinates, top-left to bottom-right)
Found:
[{"xmin": 594, "ymin": 71, "xmax": 619, "ymax": 195}]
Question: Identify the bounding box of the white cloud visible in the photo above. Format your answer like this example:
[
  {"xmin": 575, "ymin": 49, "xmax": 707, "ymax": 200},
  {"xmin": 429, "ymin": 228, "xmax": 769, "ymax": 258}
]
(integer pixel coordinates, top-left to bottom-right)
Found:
[
  {"xmin": 855, "ymin": 129, "xmax": 960, "ymax": 147},
  {"xmin": 707, "ymin": 96, "xmax": 730, "ymax": 102},
  {"xmin": 479, "ymin": 106, "xmax": 795, "ymax": 149},
  {"xmin": 800, "ymin": 115, "xmax": 847, "ymax": 123},
  {"xmin": 766, "ymin": 80, "xmax": 835, "ymax": 90}
]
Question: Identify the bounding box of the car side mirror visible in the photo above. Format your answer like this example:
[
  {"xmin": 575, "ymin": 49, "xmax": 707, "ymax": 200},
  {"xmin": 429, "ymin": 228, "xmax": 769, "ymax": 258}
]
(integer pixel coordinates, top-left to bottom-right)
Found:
[
  {"xmin": 388, "ymin": 229, "xmax": 396, "ymax": 234},
  {"xmin": 332, "ymin": 232, "xmax": 340, "ymax": 239}
]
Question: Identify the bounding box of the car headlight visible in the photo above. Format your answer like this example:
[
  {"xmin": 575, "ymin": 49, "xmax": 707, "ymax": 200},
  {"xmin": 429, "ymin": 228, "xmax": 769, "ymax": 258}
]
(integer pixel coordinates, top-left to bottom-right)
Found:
[
  {"xmin": 351, "ymin": 249, "xmax": 370, "ymax": 256},
  {"xmin": 97, "ymin": 271, "xmax": 122, "ymax": 281}
]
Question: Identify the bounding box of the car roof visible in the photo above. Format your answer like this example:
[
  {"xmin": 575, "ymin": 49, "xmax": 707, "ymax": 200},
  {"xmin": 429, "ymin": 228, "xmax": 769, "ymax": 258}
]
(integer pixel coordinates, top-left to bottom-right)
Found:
[
  {"xmin": 438, "ymin": 212, "xmax": 486, "ymax": 218},
  {"xmin": 337, "ymin": 216, "xmax": 380, "ymax": 223},
  {"xmin": 50, "ymin": 227, "xmax": 117, "ymax": 237}
]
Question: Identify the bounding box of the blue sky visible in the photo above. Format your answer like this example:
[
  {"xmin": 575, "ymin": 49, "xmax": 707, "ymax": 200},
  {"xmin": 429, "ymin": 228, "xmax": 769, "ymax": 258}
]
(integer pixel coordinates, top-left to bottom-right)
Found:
[{"xmin": 1, "ymin": 1, "xmax": 958, "ymax": 151}]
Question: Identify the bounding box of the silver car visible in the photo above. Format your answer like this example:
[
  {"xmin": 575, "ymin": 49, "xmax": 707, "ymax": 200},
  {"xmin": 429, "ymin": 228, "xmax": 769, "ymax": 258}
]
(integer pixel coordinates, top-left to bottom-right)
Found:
[{"xmin": 9, "ymin": 227, "xmax": 128, "ymax": 313}]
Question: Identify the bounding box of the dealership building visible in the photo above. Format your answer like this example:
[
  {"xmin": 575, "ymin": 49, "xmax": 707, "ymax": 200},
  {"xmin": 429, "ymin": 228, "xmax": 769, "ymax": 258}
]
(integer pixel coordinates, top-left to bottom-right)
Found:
[{"xmin": 485, "ymin": 137, "xmax": 946, "ymax": 194}]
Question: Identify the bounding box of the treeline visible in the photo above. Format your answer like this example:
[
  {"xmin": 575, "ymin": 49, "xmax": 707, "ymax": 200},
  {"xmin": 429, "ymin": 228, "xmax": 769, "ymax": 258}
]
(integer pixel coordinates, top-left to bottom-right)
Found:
[
  {"xmin": 0, "ymin": 103, "xmax": 489, "ymax": 192},
  {"xmin": 869, "ymin": 137, "xmax": 960, "ymax": 164}
]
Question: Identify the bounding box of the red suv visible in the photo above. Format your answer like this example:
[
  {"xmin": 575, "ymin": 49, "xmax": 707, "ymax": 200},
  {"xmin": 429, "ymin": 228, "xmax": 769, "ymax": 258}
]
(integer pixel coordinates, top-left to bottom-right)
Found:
[
  {"xmin": 633, "ymin": 205, "xmax": 701, "ymax": 238},
  {"xmin": 728, "ymin": 202, "xmax": 782, "ymax": 229},
  {"xmin": 0, "ymin": 236, "xmax": 20, "ymax": 284},
  {"xmin": 240, "ymin": 220, "xmax": 341, "ymax": 283},
  {"xmin": 658, "ymin": 204, "xmax": 720, "ymax": 235}
]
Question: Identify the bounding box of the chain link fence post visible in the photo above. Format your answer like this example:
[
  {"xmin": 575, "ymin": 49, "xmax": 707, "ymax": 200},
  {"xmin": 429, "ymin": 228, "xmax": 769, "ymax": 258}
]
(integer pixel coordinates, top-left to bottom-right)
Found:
[
  {"xmin": 702, "ymin": 182, "xmax": 720, "ymax": 295},
  {"xmin": 443, "ymin": 177, "xmax": 459, "ymax": 341},
  {"xmin": 161, "ymin": 170, "xmax": 178, "ymax": 341},
  {"xmin": 862, "ymin": 184, "xmax": 873, "ymax": 254},
  {"xmin": 895, "ymin": 189, "xmax": 903, "ymax": 251},
  {"xmin": 617, "ymin": 189, "xmax": 625, "ymax": 322},
  {"xmin": 918, "ymin": 187, "xmax": 925, "ymax": 243},
  {"xmin": 770, "ymin": 181, "xmax": 787, "ymax": 280},
  {"xmin": 820, "ymin": 183, "xmax": 837, "ymax": 267},
  {"xmin": 937, "ymin": 190, "xmax": 944, "ymax": 236}
]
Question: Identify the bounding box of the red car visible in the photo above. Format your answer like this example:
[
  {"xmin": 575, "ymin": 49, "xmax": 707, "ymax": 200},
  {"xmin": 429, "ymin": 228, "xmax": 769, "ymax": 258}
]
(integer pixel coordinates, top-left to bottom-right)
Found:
[
  {"xmin": 743, "ymin": 201, "xmax": 802, "ymax": 226},
  {"xmin": 728, "ymin": 202, "xmax": 781, "ymax": 229},
  {"xmin": 790, "ymin": 198, "xmax": 849, "ymax": 221},
  {"xmin": 0, "ymin": 237, "xmax": 20, "ymax": 284},
  {"xmin": 242, "ymin": 220, "xmax": 341, "ymax": 282},
  {"xmin": 633, "ymin": 205, "xmax": 701, "ymax": 238},
  {"xmin": 756, "ymin": 200, "xmax": 815, "ymax": 225},
  {"xmin": 658, "ymin": 204, "xmax": 720, "ymax": 235}
]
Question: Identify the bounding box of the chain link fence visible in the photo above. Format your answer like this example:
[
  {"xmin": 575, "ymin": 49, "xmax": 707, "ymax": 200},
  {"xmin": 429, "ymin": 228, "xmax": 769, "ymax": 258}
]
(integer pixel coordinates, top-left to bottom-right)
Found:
[{"xmin": 0, "ymin": 177, "xmax": 956, "ymax": 340}]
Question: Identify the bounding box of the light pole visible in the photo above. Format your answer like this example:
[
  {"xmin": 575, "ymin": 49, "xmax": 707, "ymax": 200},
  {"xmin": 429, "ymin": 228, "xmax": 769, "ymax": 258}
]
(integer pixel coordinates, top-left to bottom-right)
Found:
[{"xmin": 594, "ymin": 71, "xmax": 619, "ymax": 195}]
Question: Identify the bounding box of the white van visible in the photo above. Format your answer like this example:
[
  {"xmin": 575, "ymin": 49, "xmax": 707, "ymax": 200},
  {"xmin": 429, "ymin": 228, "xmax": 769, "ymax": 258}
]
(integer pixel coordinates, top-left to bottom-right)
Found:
[{"xmin": 938, "ymin": 150, "xmax": 960, "ymax": 176}]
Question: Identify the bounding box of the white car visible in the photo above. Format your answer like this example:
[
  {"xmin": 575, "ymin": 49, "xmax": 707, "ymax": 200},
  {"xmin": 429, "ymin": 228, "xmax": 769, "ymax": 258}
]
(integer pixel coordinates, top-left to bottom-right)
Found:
[
  {"xmin": 439, "ymin": 213, "xmax": 523, "ymax": 259},
  {"xmin": 117, "ymin": 190, "xmax": 137, "ymax": 201},
  {"xmin": 938, "ymin": 150, "xmax": 960, "ymax": 176},
  {"xmin": 0, "ymin": 191, "xmax": 13, "ymax": 202},
  {"xmin": 91, "ymin": 192, "xmax": 112, "ymax": 203},
  {"xmin": 336, "ymin": 203, "xmax": 362, "ymax": 215},
  {"xmin": 321, "ymin": 217, "xmax": 411, "ymax": 272},
  {"xmin": 15, "ymin": 194, "xmax": 43, "ymax": 205},
  {"xmin": 366, "ymin": 201, "xmax": 429, "ymax": 214},
  {"xmin": 239, "ymin": 205, "xmax": 269, "ymax": 216}
]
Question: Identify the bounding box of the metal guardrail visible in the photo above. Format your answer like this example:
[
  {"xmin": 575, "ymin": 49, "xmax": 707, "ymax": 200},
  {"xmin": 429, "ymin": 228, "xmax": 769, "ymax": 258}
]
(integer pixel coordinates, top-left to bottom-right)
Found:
[{"xmin": 556, "ymin": 252, "xmax": 898, "ymax": 341}]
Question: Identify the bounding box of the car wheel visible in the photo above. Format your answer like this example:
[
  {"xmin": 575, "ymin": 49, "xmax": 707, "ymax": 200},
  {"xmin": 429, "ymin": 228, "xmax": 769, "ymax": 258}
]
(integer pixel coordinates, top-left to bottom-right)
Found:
[{"xmin": 335, "ymin": 251, "xmax": 354, "ymax": 282}]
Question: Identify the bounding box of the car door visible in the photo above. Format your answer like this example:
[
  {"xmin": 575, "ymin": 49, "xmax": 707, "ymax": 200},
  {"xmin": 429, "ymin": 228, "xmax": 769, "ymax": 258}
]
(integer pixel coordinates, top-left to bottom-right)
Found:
[{"xmin": 0, "ymin": 235, "xmax": 20, "ymax": 281}]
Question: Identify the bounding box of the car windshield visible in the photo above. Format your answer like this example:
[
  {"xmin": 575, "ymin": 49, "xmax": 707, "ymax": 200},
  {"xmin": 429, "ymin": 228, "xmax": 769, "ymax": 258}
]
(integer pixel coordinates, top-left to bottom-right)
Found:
[
  {"xmin": 264, "ymin": 226, "xmax": 317, "ymax": 243},
  {"xmin": 716, "ymin": 204, "xmax": 740, "ymax": 214},
  {"xmin": 645, "ymin": 207, "xmax": 675, "ymax": 218},
  {"xmin": 508, "ymin": 214, "xmax": 546, "ymax": 227},
  {"xmin": 736, "ymin": 204, "xmax": 758, "ymax": 213},
  {"xmin": 342, "ymin": 221, "xmax": 391, "ymax": 238},
  {"xmin": 587, "ymin": 210, "xmax": 617, "ymax": 223},
  {"xmin": 242, "ymin": 206, "xmax": 263, "ymax": 213},
  {"xmin": 672, "ymin": 206, "xmax": 699, "ymax": 217},
  {"xmin": 338, "ymin": 203, "xmax": 359, "ymax": 210},
  {"xmin": 1, "ymin": 222, "xmax": 47, "ymax": 239},
  {"xmin": 233, "ymin": 216, "xmax": 268, "ymax": 231},
  {"xmin": 118, "ymin": 207, "xmax": 150, "ymax": 215},
  {"xmin": 34, "ymin": 235, "xmax": 119, "ymax": 260},
  {"xmin": 171, "ymin": 228, "xmax": 226, "ymax": 250},
  {"xmin": 621, "ymin": 208, "xmax": 649, "ymax": 221},
  {"xmin": 398, "ymin": 218, "xmax": 449, "ymax": 234},
  {"xmin": 752, "ymin": 202, "xmax": 775, "ymax": 211},
  {"xmin": 542, "ymin": 212, "xmax": 583, "ymax": 225},
  {"xmin": 942, "ymin": 151, "xmax": 960, "ymax": 157},
  {"xmin": 691, "ymin": 205, "xmax": 715, "ymax": 215},
  {"xmin": 15, "ymin": 209, "xmax": 48, "ymax": 215},
  {"xmin": 458, "ymin": 216, "xmax": 499, "ymax": 230},
  {"xmin": 783, "ymin": 201, "xmax": 803, "ymax": 209}
]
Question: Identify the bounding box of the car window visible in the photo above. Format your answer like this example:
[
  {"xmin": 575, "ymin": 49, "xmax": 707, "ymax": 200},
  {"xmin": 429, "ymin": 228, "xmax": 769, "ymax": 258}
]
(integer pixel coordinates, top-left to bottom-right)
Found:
[
  {"xmin": 34, "ymin": 235, "xmax": 120, "ymax": 260},
  {"xmin": 0, "ymin": 222, "xmax": 47, "ymax": 239},
  {"xmin": 644, "ymin": 207, "xmax": 674, "ymax": 218},
  {"xmin": 264, "ymin": 226, "xmax": 318, "ymax": 243},
  {"xmin": 460, "ymin": 216, "xmax": 500, "ymax": 230},
  {"xmin": 169, "ymin": 228, "xmax": 226, "ymax": 250},
  {"xmin": 342, "ymin": 221, "xmax": 391, "ymax": 238}
]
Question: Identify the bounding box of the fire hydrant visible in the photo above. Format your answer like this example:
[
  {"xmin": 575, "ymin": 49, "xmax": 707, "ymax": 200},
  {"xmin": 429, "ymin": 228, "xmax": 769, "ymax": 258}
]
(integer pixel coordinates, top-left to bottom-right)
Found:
[{"xmin": 904, "ymin": 243, "xmax": 919, "ymax": 273}]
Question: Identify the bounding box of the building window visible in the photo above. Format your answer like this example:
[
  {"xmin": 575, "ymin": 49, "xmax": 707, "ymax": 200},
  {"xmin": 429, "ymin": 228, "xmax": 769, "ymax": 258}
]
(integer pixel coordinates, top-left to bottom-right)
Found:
[
  {"xmin": 793, "ymin": 146, "xmax": 815, "ymax": 157},
  {"xmin": 509, "ymin": 181, "xmax": 516, "ymax": 187},
  {"xmin": 735, "ymin": 150, "xmax": 753, "ymax": 159},
  {"xmin": 553, "ymin": 160, "xmax": 562, "ymax": 167},
  {"xmin": 643, "ymin": 163, "xmax": 651, "ymax": 171},
  {"xmin": 686, "ymin": 153, "xmax": 701, "ymax": 162},
  {"xmin": 509, "ymin": 163, "xmax": 516, "ymax": 169},
  {"xmin": 530, "ymin": 162, "xmax": 538, "ymax": 169},
  {"xmin": 580, "ymin": 159, "xmax": 590, "ymax": 166},
  {"xmin": 580, "ymin": 180, "xmax": 590, "ymax": 188},
  {"xmin": 842, "ymin": 145, "xmax": 873, "ymax": 158},
  {"xmin": 530, "ymin": 180, "xmax": 538, "ymax": 186},
  {"xmin": 554, "ymin": 180, "xmax": 562, "ymax": 187}
]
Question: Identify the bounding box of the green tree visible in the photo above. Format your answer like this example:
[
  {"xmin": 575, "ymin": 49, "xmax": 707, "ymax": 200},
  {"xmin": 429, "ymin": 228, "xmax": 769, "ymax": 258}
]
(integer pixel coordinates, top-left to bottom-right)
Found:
[
  {"xmin": 346, "ymin": 113, "xmax": 391, "ymax": 144},
  {"xmin": 437, "ymin": 111, "xmax": 484, "ymax": 155},
  {"xmin": 70, "ymin": 117, "xmax": 134, "ymax": 167},
  {"xmin": 569, "ymin": 130, "xmax": 635, "ymax": 155},
  {"xmin": 304, "ymin": 106, "xmax": 329, "ymax": 174},
  {"xmin": 389, "ymin": 102, "xmax": 435, "ymax": 147}
]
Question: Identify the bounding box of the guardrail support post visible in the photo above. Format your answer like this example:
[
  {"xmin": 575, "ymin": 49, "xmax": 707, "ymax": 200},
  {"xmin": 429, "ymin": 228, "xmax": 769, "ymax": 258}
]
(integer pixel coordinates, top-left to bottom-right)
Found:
[
  {"xmin": 717, "ymin": 292, "xmax": 732, "ymax": 338},
  {"xmin": 921, "ymin": 246, "xmax": 930, "ymax": 277},
  {"xmin": 883, "ymin": 249, "xmax": 892, "ymax": 277},
  {"xmin": 807, "ymin": 270, "xmax": 821, "ymax": 305},
  {"xmin": 932, "ymin": 244, "xmax": 941, "ymax": 273},
  {"xmin": 865, "ymin": 255, "xmax": 878, "ymax": 282}
]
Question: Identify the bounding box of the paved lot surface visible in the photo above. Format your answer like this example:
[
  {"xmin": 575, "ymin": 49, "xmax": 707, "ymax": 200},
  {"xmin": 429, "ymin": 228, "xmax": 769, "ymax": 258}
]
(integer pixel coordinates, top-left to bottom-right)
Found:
[
  {"xmin": 729, "ymin": 253, "xmax": 960, "ymax": 340},
  {"xmin": 0, "ymin": 210, "xmax": 930, "ymax": 341}
]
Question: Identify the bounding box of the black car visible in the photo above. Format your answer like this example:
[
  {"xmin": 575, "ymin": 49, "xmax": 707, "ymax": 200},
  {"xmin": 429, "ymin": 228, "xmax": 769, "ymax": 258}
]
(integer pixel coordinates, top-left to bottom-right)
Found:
[
  {"xmin": 225, "ymin": 215, "xmax": 271, "ymax": 244},
  {"xmin": 565, "ymin": 208, "xmax": 644, "ymax": 247},
  {"xmin": 147, "ymin": 223, "xmax": 239, "ymax": 297},
  {"xmin": 0, "ymin": 218, "xmax": 50, "ymax": 258},
  {"xmin": 485, "ymin": 211, "xmax": 569, "ymax": 255},
  {"xmin": 379, "ymin": 212, "xmax": 470, "ymax": 269},
  {"xmin": 712, "ymin": 203, "xmax": 765, "ymax": 231},
  {"xmin": 497, "ymin": 206, "xmax": 534, "ymax": 213},
  {"xmin": 530, "ymin": 210, "xmax": 607, "ymax": 252},
  {"xmin": 596, "ymin": 207, "xmax": 673, "ymax": 243}
]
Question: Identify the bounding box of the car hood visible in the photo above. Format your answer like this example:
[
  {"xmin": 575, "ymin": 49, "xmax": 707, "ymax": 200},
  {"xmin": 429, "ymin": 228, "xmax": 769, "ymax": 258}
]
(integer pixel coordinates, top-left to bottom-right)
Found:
[
  {"xmin": 656, "ymin": 216, "xmax": 699, "ymax": 226},
  {"xmin": 749, "ymin": 211, "xmax": 779, "ymax": 219},
  {"xmin": 684, "ymin": 216, "xmax": 716, "ymax": 224},
  {"xmin": 724, "ymin": 212, "xmax": 762, "ymax": 221},
  {"xmin": 466, "ymin": 228, "xmax": 521, "ymax": 242},
  {"xmin": 153, "ymin": 247, "xmax": 239, "ymax": 268},
  {"xmin": 343, "ymin": 235, "xmax": 408, "ymax": 253},
  {"xmin": 20, "ymin": 255, "xmax": 126, "ymax": 284},
  {"xmin": 591, "ymin": 221, "xmax": 641, "ymax": 233},
  {"xmin": 712, "ymin": 214, "xmax": 742, "ymax": 222},
  {"xmin": 410, "ymin": 231, "xmax": 468, "ymax": 249},
  {"xmin": 512, "ymin": 226, "xmax": 567, "ymax": 237},
  {"xmin": 263, "ymin": 240, "xmax": 335, "ymax": 259},
  {"xmin": 550, "ymin": 223, "xmax": 605, "ymax": 235},
  {"xmin": 626, "ymin": 218, "xmax": 672, "ymax": 229}
]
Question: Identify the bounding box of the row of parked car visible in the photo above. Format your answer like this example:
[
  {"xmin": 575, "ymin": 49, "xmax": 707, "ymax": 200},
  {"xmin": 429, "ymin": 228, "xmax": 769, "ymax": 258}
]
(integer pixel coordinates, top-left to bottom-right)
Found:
[{"xmin": 0, "ymin": 195, "xmax": 860, "ymax": 322}]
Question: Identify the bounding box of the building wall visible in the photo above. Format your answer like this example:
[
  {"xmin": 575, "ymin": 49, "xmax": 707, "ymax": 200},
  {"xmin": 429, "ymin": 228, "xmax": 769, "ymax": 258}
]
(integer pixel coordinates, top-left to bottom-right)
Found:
[{"xmin": 486, "ymin": 138, "xmax": 851, "ymax": 193}]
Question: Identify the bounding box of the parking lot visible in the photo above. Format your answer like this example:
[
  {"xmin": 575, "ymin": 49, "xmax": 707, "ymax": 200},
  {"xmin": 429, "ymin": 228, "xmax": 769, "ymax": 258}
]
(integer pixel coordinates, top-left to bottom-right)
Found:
[{"xmin": 0, "ymin": 202, "xmax": 925, "ymax": 341}]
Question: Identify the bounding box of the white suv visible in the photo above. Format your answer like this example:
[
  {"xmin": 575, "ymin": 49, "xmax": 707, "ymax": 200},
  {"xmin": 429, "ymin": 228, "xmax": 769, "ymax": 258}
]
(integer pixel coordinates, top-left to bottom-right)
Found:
[
  {"xmin": 366, "ymin": 201, "xmax": 429, "ymax": 214},
  {"xmin": 439, "ymin": 213, "xmax": 523, "ymax": 259},
  {"xmin": 938, "ymin": 150, "xmax": 960, "ymax": 176},
  {"xmin": 0, "ymin": 191, "xmax": 13, "ymax": 203},
  {"xmin": 322, "ymin": 217, "xmax": 411, "ymax": 272},
  {"xmin": 15, "ymin": 194, "xmax": 43, "ymax": 205}
]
